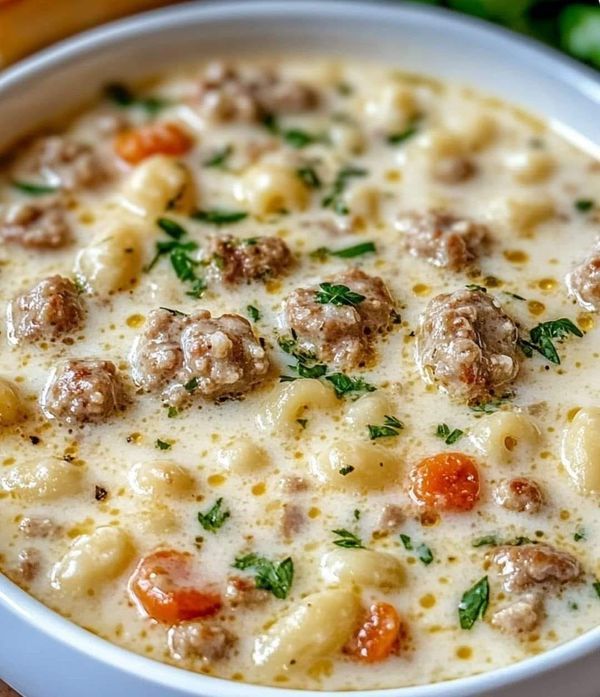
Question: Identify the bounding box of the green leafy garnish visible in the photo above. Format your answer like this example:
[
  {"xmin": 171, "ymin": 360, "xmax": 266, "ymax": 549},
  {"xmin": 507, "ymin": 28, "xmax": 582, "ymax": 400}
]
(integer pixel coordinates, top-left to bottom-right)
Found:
[
  {"xmin": 315, "ymin": 282, "xmax": 365, "ymax": 306},
  {"xmin": 296, "ymin": 165, "xmax": 322, "ymax": 189},
  {"xmin": 519, "ymin": 318, "xmax": 583, "ymax": 365},
  {"xmin": 469, "ymin": 398, "xmax": 508, "ymax": 415},
  {"xmin": 458, "ymin": 576, "xmax": 490, "ymax": 630},
  {"xmin": 155, "ymin": 439, "xmax": 171, "ymax": 450},
  {"xmin": 574, "ymin": 198, "xmax": 595, "ymax": 212},
  {"xmin": 283, "ymin": 128, "xmax": 324, "ymax": 149},
  {"xmin": 472, "ymin": 534, "xmax": 498, "ymax": 548},
  {"xmin": 104, "ymin": 82, "xmax": 170, "ymax": 115},
  {"xmin": 387, "ymin": 121, "xmax": 419, "ymax": 146},
  {"xmin": 246, "ymin": 305, "xmax": 261, "ymax": 322},
  {"xmin": 339, "ymin": 465, "xmax": 355, "ymax": 476},
  {"xmin": 233, "ymin": 553, "xmax": 294, "ymax": 599},
  {"xmin": 325, "ymin": 373, "xmax": 376, "ymax": 398},
  {"xmin": 322, "ymin": 165, "xmax": 368, "ymax": 215},
  {"xmin": 166, "ymin": 406, "xmax": 179, "ymax": 418},
  {"xmin": 310, "ymin": 241, "xmax": 376, "ymax": 260},
  {"xmin": 368, "ymin": 415, "xmax": 404, "ymax": 440},
  {"xmin": 198, "ymin": 498, "xmax": 230, "ymax": 533},
  {"xmin": 278, "ymin": 335, "xmax": 328, "ymax": 382},
  {"xmin": 184, "ymin": 377, "xmax": 198, "ymax": 393},
  {"xmin": 504, "ymin": 291, "xmax": 527, "ymax": 301},
  {"xmin": 436, "ymin": 423, "xmax": 464, "ymax": 445},
  {"xmin": 11, "ymin": 180, "xmax": 59, "ymax": 196},
  {"xmin": 465, "ymin": 284, "xmax": 487, "ymax": 293},
  {"xmin": 400, "ymin": 533, "xmax": 413, "ymax": 550},
  {"xmin": 574, "ymin": 527, "xmax": 587, "ymax": 542},
  {"xmin": 296, "ymin": 418, "xmax": 308, "ymax": 429},
  {"xmin": 353, "ymin": 509, "xmax": 361, "ymax": 520},
  {"xmin": 157, "ymin": 217, "xmax": 187, "ymax": 239},
  {"xmin": 203, "ymin": 144, "xmax": 233, "ymax": 169},
  {"xmin": 593, "ymin": 580, "xmax": 600, "ymax": 599},
  {"xmin": 332, "ymin": 529, "xmax": 365, "ymax": 549},
  {"xmin": 192, "ymin": 209, "xmax": 248, "ymax": 226},
  {"xmin": 417, "ymin": 543, "xmax": 434, "ymax": 566}
]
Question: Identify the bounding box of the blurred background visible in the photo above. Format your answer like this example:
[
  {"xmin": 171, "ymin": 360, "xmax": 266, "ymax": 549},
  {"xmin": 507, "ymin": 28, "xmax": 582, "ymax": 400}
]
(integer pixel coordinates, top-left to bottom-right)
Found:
[{"xmin": 0, "ymin": 0, "xmax": 598, "ymax": 70}]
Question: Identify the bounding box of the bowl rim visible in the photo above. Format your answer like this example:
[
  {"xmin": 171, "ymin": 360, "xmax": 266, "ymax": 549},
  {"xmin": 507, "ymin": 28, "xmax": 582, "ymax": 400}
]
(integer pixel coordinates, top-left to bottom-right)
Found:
[{"xmin": 0, "ymin": 1, "xmax": 599, "ymax": 696}]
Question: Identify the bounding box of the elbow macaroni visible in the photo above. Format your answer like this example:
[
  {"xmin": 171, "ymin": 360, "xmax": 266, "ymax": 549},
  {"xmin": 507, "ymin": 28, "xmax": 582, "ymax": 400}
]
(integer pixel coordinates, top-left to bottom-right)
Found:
[
  {"xmin": 561, "ymin": 408, "xmax": 600, "ymax": 494},
  {"xmin": 470, "ymin": 411, "xmax": 542, "ymax": 465},
  {"xmin": 319, "ymin": 548, "xmax": 405, "ymax": 589},
  {"xmin": 309, "ymin": 442, "xmax": 400, "ymax": 491},
  {"xmin": 1, "ymin": 458, "xmax": 82, "ymax": 501}
]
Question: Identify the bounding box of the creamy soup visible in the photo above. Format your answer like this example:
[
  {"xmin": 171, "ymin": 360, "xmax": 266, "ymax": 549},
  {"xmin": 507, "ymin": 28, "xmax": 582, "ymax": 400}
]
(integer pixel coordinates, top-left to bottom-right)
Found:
[{"xmin": 0, "ymin": 58, "xmax": 599, "ymax": 692}]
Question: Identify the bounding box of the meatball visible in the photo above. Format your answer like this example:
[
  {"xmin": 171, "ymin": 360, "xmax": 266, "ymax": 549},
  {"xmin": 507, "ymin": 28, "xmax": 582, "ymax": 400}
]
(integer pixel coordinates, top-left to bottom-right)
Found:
[
  {"xmin": 566, "ymin": 241, "xmax": 600, "ymax": 312},
  {"xmin": 40, "ymin": 359, "xmax": 125, "ymax": 424},
  {"xmin": 130, "ymin": 308, "xmax": 270, "ymax": 405},
  {"xmin": 167, "ymin": 621, "xmax": 237, "ymax": 662},
  {"xmin": 206, "ymin": 234, "xmax": 292, "ymax": 284},
  {"xmin": 0, "ymin": 198, "xmax": 72, "ymax": 249},
  {"xmin": 416, "ymin": 288, "xmax": 519, "ymax": 403},
  {"xmin": 284, "ymin": 269, "xmax": 395, "ymax": 368},
  {"xmin": 16, "ymin": 136, "xmax": 108, "ymax": 190},
  {"xmin": 489, "ymin": 543, "xmax": 581, "ymax": 592},
  {"xmin": 396, "ymin": 210, "xmax": 488, "ymax": 271},
  {"xmin": 7, "ymin": 275, "xmax": 84, "ymax": 344},
  {"xmin": 491, "ymin": 592, "xmax": 544, "ymax": 635},
  {"xmin": 197, "ymin": 62, "xmax": 318, "ymax": 123},
  {"xmin": 225, "ymin": 576, "xmax": 270, "ymax": 608},
  {"xmin": 493, "ymin": 477, "xmax": 544, "ymax": 514}
]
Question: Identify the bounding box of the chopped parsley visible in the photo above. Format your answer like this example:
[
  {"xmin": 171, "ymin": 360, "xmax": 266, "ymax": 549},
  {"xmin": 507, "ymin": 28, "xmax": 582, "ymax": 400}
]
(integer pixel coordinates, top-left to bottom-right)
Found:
[
  {"xmin": 469, "ymin": 398, "xmax": 508, "ymax": 415},
  {"xmin": 11, "ymin": 180, "xmax": 59, "ymax": 196},
  {"xmin": 458, "ymin": 576, "xmax": 490, "ymax": 630},
  {"xmin": 353, "ymin": 509, "xmax": 361, "ymax": 520},
  {"xmin": 191, "ymin": 209, "xmax": 248, "ymax": 226},
  {"xmin": 332, "ymin": 529, "xmax": 365, "ymax": 549},
  {"xmin": 184, "ymin": 377, "xmax": 198, "ymax": 393},
  {"xmin": 400, "ymin": 533, "xmax": 413, "ymax": 550},
  {"xmin": 471, "ymin": 534, "xmax": 535, "ymax": 548},
  {"xmin": 325, "ymin": 373, "xmax": 376, "ymax": 398},
  {"xmin": 296, "ymin": 418, "xmax": 308, "ymax": 429},
  {"xmin": 504, "ymin": 291, "xmax": 527, "ymax": 301},
  {"xmin": 339, "ymin": 465, "xmax": 355, "ymax": 476},
  {"xmin": 203, "ymin": 144, "xmax": 233, "ymax": 169},
  {"xmin": 519, "ymin": 318, "xmax": 583, "ymax": 365},
  {"xmin": 104, "ymin": 82, "xmax": 170, "ymax": 115},
  {"xmin": 198, "ymin": 498, "xmax": 230, "ymax": 533},
  {"xmin": 147, "ymin": 218, "xmax": 206, "ymax": 298},
  {"xmin": 435, "ymin": 423, "xmax": 464, "ymax": 445},
  {"xmin": 262, "ymin": 115, "xmax": 327, "ymax": 149},
  {"xmin": 465, "ymin": 284, "xmax": 487, "ymax": 293},
  {"xmin": 387, "ymin": 120, "xmax": 419, "ymax": 146},
  {"xmin": 166, "ymin": 406, "xmax": 179, "ymax": 418},
  {"xmin": 417, "ymin": 543, "xmax": 434, "ymax": 566},
  {"xmin": 593, "ymin": 581, "xmax": 600, "ymax": 599},
  {"xmin": 159, "ymin": 306, "xmax": 188, "ymax": 317},
  {"xmin": 322, "ymin": 165, "xmax": 368, "ymax": 215},
  {"xmin": 574, "ymin": 527, "xmax": 587, "ymax": 542},
  {"xmin": 368, "ymin": 415, "xmax": 404, "ymax": 440},
  {"xmin": 233, "ymin": 553, "xmax": 294, "ymax": 599},
  {"xmin": 315, "ymin": 282, "xmax": 365, "ymax": 306},
  {"xmin": 574, "ymin": 198, "xmax": 595, "ymax": 212},
  {"xmin": 246, "ymin": 305, "xmax": 261, "ymax": 322},
  {"xmin": 155, "ymin": 438, "xmax": 171, "ymax": 450},
  {"xmin": 296, "ymin": 164, "xmax": 322, "ymax": 189},
  {"xmin": 310, "ymin": 241, "xmax": 376, "ymax": 260},
  {"xmin": 471, "ymin": 534, "xmax": 498, "ymax": 548}
]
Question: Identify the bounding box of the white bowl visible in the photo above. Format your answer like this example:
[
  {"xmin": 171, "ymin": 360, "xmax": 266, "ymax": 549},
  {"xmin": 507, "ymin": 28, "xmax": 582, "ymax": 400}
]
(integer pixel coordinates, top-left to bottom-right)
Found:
[{"xmin": 0, "ymin": 3, "xmax": 599, "ymax": 696}]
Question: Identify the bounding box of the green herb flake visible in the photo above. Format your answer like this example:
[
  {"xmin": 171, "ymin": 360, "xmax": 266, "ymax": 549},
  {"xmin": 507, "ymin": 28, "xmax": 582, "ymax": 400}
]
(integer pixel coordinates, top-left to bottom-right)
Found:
[
  {"xmin": 310, "ymin": 241, "xmax": 376, "ymax": 260},
  {"xmin": 192, "ymin": 209, "xmax": 248, "ymax": 226},
  {"xmin": 339, "ymin": 465, "xmax": 355, "ymax": 476},
  {"xmin": 504, "ymin": 291, "xmax": 527, "ymax": 301},
  {"xmin": 198, "ymin": 497, "xmax": 231, "ymax": 533},
  {"xmin": 246, "ymin": 305, "xmax": 261, "ymax": 322},
  {"xmin": 465, "ymin": 284, "xmax": 487, "ymax": 293},
  {"xmin": 296, "ymin": 418, "xmax": 308, "ymax": 429},
  {"xmin": 157, "ymin": 217, "xmax": 187, "ymax": 239},
  {"xmin": 332, "ymin": 529, "xmax": 365, "ymax": 549},
  {"xmin": 296, "ymin": 165, "xmax": 322, "ymax": 189},
  {"xmin": 470, "ymin": 398, "xmax": 507, "ymax": 415},
  {"xmin": 325, "ymin": 373, "xmax": 376, "ymax": 398},
  {"xmin": 387, "ymin": 122, "xmax": 419, "ymax": 146},
  {"xmin": 167, "ymin": 406, "xmax": 179, "ymax": 418},
  {"xmin": 368, "ymin": 415, "xmax": 404, "ymax": 440},
  {"xmin": 472, "ymin": 534, "xmax": 498, "ymax": 548},
  {"xmin": 233, "ymin": 553, "xmax": 294, "ymax": 599},
  {"xmin": 574, "ymin": 198, "xmax": 594, "ymax": 212},
  {"xmin": 400, "ymin": 533, "xmax": 413, "ymax": 551},
  {"xmin": 104, "ymin": 82, "xmax": 170, "ymax": 115},
  {"xmin": 322, "ymin": 165, "xmax": 368, "ymax": 215},
  {"xmin": 519, "ymin": 318, "xmax": 583, "ymax": 365},
  {"xmin": 417, "ymin": 543, "xmax": 434, "ymax": 566},
  {"xmin": 593, "ymin": 581, "xmax": 600, "ymax": 599},
  {"xmin": 147, "ymin": 222, "xmax": 206, "ymax": 297},
  {"xmin": 353, "ymin": 509, "xmax": 361, "ymax": 520},
  {"xmin": 574, "ymin": 527, "xmax": 587, "ymax": 542},
  {"xmin": 316, "ymin": 282, "xmax": 365, "ymax": 306},
  {"xmin": 458, "ymin": 576, "xmax": 490, "ymax": 630},
  {"xmin": 203, "ymin": 144, "xmax": 233, "ymax": 169},
  {"xmin": 184, "ymin": 377, "xmax": 198, "ymax": 393},
  {"xmin": 436, "ymin": 423, "xmax": 464, "ymax": 445},
  {"xmin": 155, "ymin": 439, "xmax": 171, "ymax": 450},
  {"xmin": 11, "ymin": 180, "xmax": 59, "ymax": 196}
]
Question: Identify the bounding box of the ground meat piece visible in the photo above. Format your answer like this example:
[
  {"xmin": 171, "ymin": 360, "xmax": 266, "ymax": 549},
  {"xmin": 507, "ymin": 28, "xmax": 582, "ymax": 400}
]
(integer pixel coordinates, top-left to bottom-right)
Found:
[
  {"xmin": 493, "ymin": 477, "xmax": 544, "ymax": 514},
  {"xmin": 489, "ymin": 543, "xmax": 581, "ymax": 592},
  {"xmin": 416, "ymin": 288, "xmax": 519, "ymax": 403},
  {"xmin": 167, "ymin": 621, "xmax": 237, "ymax": 662},
  {"xmin": 7, "ymin": 275, "xmax": 84, "ymax": 344},
  {"xmin": 284, "ymin": 268, "xmax": 395, "ymax": 368},
  {"xmin": 18, "ymin": 517, "xmax": 60, "ymax": 538},
  {"xmin": 225, "ymin": 576, "xmax": 270, "ymax": 608},
  {"xmin": 130, "ymin": 309, "xmax": 269, "ymax": 405},
  {"xmin": 281, "ymin": 503, "xmax": 304, "ymax": 539},
  {"xmin": 17, "ymin": 548, "xmax": 41, "ymax": 582},
  {"xmin": 396, "ymin": 210, "xmax": 488, "ymax": 270},
  {"xmin": 491, "ymin": 592, "xmax": 544, "ymax": 635},
  {"xmin": 432, "ymin": 157, "xmax": 477, "ymax": 185},
  {"xmin": 197, "ymin": 62, "xmax": 318, "ymax": 123},
  {"xmin": 279, "ymin": 475, "xmax": 309, "ymax": 493},
  {"xmin": 16, "ymin": 136, "xmax": 108, "ymax": 190},
  {"xmin": 40, "ymin": 359, "xmax": 125, "ymax": 424},
  {"xmin": 376, "ymin": 504, "xmax": 405, "ymax": 534},
  {"xmin": 0, "ymin": 198, "xmax": 72, "ymax": 249},
  {"xmin": 206, "ymin": 234, "xmax": 292, "ymax": 284},
  {"xmin": 566, "ymin": 241, "xmax": 600, "ymax": 312}
]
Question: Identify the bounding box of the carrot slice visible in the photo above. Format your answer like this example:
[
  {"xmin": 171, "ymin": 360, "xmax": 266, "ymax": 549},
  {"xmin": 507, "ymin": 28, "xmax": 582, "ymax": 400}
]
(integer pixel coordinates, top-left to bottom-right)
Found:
[
  {"xmin": 128, "ymin": 549, "xmax": 221, "ymax": 623},
  {"xmin": 346, "ymin": 602, "xmax": 402, "ymax": 663},
  {"xmin": 114, "ymin": 122, "xmax": 192, "ymax": 164},
  {"xmin": 408, "ymin": 451, "xmax": 480, "ymax": 512}
]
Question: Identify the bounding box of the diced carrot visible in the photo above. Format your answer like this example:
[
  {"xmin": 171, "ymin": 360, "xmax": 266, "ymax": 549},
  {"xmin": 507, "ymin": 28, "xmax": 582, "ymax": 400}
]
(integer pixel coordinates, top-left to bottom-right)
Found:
[
  {"xmin": 128, "ymin": 549, "xmax": 221, "ymax": 623},
  {"xmin": 346, "ymin": 602, "xmax": 402, "ymax": 663},
  {"xmin": 114, "ymin": 122, "xmax": 192, "ymax": 164},
  {"xmin": 408, "ymin": 451, "xmax": 480, "ymax": 512}
]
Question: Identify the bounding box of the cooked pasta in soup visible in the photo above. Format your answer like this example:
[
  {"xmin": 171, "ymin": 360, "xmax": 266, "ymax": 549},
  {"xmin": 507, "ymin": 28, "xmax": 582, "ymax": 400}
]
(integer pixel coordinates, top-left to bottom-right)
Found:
[{"xmin": 0, "ymin": 57, "xmax": 599, "ymax": 691}]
